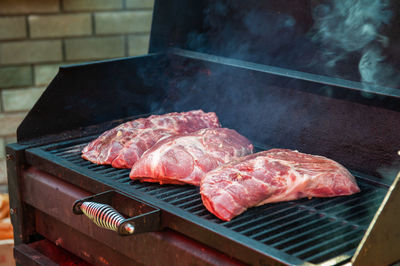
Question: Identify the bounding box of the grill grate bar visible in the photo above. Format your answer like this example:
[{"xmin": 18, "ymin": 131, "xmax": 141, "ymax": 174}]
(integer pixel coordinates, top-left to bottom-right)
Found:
[
  {"xmin": 133, "ymin": 183, "xmax": 160, "ymax": 191},
  {"xmin": 120, "ymin": 178, "xmax": 132, "ymax": 183},
  {"xmin": 251, "ymin": 213, "xmax": 321, "ymax": 240},
  {"xmin": 283, "ymin": 225, "xmax": 357, "ymax": 254},
  {"xmin": 294, "ymin": 191, "xmax": 374, "ymax": 212},
  {"xmin": 56, "ymin": 150, "xmax": 85, "ymax": 157},
  {"xmin": 344, "ymin": 205, "xmax": 381, "ymax": 223},
  {"xmin": 177, "ymin": 197, "xmax": 203, "ymax": 209},
  {"xmin": 145, "ymin": 187, "xmax": 174, "ymax": 196},
  {"xmin": 153, "ymin": 187, "xmax": 192, "ymax": 199},
  {"xmin": 147, "ymin": 186, "xmax": 175, "ymax": 195},
  {"xmin": 261, "ymin": 217, "xmax": 330, "ymax": 244},
  {"xmin": 274, "ymin": 219, "xmax": 341, "ymax": 249},
  {"xmin": 60, "ymin": 153, "xmax": 83, "ymax": 160},
  {"xmin": 105, "ymin": 171, "xmax": 129, "ymax": 178},
  {"xmin": 310, "ymin": 192, "xmax": 382, "ymax": 214},
  {"xmin": 97, "ymin": 168, "xmax": 118, "ymax": 174},
  {"xmin": 276, "ymin": 195, "xmax": 382, "ymax": 228},
  {"xmin": 87, "ymin": 165, "xmax": 110, "ymax": 171},
  {"xmin": 184, "ymin": 202, "xmax": 205, "ymax": 212},
  {"xmin": 162, "ymin": 189, "xmax": 199, "ymax": 202},
  {"xmin": 87, "ymin": 164, "xmax": 105, "ymax": 170},
  {"xmin": 193, "ymin": 208, "xmax": 214, "ymax": 217},
  {"xmin": 221, "ymin": 202, "xmax": 289, "ymax": 228},
  {"xmin": 349, "ymin": 214, "xmax": 375, "ymax": 227},
  {"xmin": 134, "ymin": 185, "xmax": 166, "ymax": 194},
  {"xmin": 65, "ymin": 156, "xmax": 85, "ymax": 163},
  {"xmin": 76, "ymin": 161, "xmax": 93, "ymax": 167},
  {"xmin": 112, "ymin": 174, "xmax": 130, "ymax": 181},
  {"xmin": 241, "ymin": 209, "xmax": 304, "ymax": 236},
  {"xmin": 49, "ymin": 144, "xmax": 87, "ymax": 155},
  {"xmin": 295, "ymin": 229, "xmax": 363, "ymax": 261},
  {"xmin": 334, "ymin": 201, "xmax": 382, "ymax": 221},
  {"xmin": 349, "ymin": 212, "xmax": 375, "ymax": 228},
  {"xmin": 307, "ymin": 245, "xmax": 357, "ymax": 264},
  {"xmin": 105, "ymin": 170, "xmax": 129, "ymax": 178},
  {"xmin": 167, "ymin": 193, "xmax": 199, "ymax": 205},
  {"xmin": 199, "ymin": 212, "xmax": 220, "ymax": 221},
  {"xmin": 228, "ymin": 203, "xmax": 298, "ymax": 231}
]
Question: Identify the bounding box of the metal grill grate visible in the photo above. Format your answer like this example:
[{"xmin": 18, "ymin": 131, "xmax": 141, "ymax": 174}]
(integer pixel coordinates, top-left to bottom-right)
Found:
[{"xmin": 34, "ymin": 137, "xmax": 388, "ymax": 265}]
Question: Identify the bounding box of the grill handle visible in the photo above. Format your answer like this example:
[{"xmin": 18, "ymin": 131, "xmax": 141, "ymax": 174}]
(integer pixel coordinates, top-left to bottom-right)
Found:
[
  {"xmin": 74, "ymin": 201, "xmax": 135, "ymax": 235},
  {"xmin": 73, "ymin": 190, "xmax": 162, "ymax": 236}
]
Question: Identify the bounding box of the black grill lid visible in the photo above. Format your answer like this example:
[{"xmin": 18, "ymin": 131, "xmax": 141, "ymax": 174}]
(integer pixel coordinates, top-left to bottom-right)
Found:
[{"xmin": 150, "ymin": 0, "xmax": 400, "ymax": 87}]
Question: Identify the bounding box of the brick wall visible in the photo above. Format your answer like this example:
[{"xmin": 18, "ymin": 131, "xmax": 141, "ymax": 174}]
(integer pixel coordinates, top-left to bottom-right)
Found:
[{"xmin": 0, "ymin": 0, "xmax": 154, "ymax": 183}]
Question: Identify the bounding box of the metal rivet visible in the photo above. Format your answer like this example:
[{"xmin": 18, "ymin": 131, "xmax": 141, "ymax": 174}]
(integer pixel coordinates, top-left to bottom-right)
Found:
[
  {"xmin": 10, "ymin": 208, "xmax": 16, "ymax": 215},
  {"xmin": 6, "ymin": 154, "xmax": 13, "ymax": 161}
]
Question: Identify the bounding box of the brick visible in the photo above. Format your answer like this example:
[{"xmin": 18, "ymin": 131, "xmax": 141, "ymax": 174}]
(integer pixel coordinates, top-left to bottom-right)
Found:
[
  {"xmin": 2, "ymin": 87, "xmax": 46, "ymax": 112},
  {"xmin": 34, "ymin": 61, "xmax": 89, "ymax": 86},
  {"xmin": 0, "ymin": 16, "xmax": 26, "ymax": 40},
  {"xmin": 0, "ymin": 0, "xmax": 59, "ymax": 15},
  {"xmin": 0, "ymin": 138, "xmax": 4, "ymax": 159},
  {"xmin": 0, "ymin": 40, "xmax": 62, "ymax": 65},
  {"xmin": 62, "ymin": 0, "xmax": 123, "ymax": 11},
  {"xmin": 95, "ymin": 11, "xmax": 153, "ymax": 35},
  {"xmin": 65, "ymin": 36, "xmax": 125, "ymax": 61},
  {"xmin": 0, "ymin": 66, "xmax": 32, "ymax": 88},
  {"xmin": 29, "ymin": 14, "xmax": 92, "ymax": 38},
  {"xmin": 128, "ymin": 35, "xmax": 149, "ymax": 56},
  {"xmin": 0, "ymin": 159, "xmax": 6, "ymax": 184},
  {"xmin": 34, "ymin": 64, "xmax": 60, "ymax": 86},
  {"xmin": 0, "ymin": 112, "xmax": 26, "ymax": 136},
  {"xmin": 126, "ymin": 0, "xmax": 154, "ymax": 9},
  {"xmin": 4, "ymin": 136, "xmax": 16, "ymax": 145}
]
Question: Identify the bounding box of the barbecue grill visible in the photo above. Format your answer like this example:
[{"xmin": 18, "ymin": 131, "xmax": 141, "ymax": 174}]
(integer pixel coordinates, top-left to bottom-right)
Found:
[{"xmin": 6, "ymin": 1, "xmax": 400, "ymax": 265}]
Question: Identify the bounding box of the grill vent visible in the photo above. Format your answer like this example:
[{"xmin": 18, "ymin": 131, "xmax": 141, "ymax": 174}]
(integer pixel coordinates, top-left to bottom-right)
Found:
[{"xmin": 42, "ymin": 138, "xmax": 387, "ymax": 264}]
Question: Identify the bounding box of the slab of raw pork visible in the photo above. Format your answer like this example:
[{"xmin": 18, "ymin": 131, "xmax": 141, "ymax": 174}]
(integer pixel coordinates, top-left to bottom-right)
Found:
[
  {"xmin": 200, "ymin": 149, "xmax": 360, "ymax": 221},
  {"xmin": 130, "ymin": 128, "xmax": 254, "ymax": 186},
  {"xmin": 82, "ymin": 110, "xmax": 220, "ymax": 168}
]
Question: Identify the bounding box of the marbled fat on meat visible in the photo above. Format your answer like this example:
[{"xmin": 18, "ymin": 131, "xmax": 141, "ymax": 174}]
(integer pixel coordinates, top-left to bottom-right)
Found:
[
  {"xmin": 81, "ymin": 110, "xmax": 220, "ymax": 168},
  {"xmin": 200, "ymin": 149, "xmax": 360, "ymax": 221},
  {"xmin": 130, "ymin": 128, "xmax": 254, "ymax": 186}
]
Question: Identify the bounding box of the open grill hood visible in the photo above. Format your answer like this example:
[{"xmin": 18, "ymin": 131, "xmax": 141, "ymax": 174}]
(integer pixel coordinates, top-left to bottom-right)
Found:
[{"xmin": 8, "ymin": 0, "xmax": 400, "ymax": 265}]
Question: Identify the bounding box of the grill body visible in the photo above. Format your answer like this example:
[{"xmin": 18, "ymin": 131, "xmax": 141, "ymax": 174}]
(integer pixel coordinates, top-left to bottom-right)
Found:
[
  {"xmin": 20, "ymin": 140, "xmax": 389, "ymax": 265},
  {"xmin": 6, "ymin": 0, "xmax": 400, "ymax": 265}
]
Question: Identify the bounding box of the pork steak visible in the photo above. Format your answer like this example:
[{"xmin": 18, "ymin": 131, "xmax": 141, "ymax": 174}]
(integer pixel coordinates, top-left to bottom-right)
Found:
[
  {"xmin": 82, "ymin": 110, "xmax": 220, "ymax": 168},
  {"xmin": 130, "ymin": 128, "xmax": 254, "ymax": 186},
  {"xmin": 200, "ymin": 149, "xmax": 360, "ymax": 221}
]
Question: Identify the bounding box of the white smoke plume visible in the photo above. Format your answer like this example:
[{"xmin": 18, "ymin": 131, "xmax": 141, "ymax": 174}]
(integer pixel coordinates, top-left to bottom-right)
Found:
[{"xmin": 312, "ymin": 0, "xmax": 399, "ymax": 90}]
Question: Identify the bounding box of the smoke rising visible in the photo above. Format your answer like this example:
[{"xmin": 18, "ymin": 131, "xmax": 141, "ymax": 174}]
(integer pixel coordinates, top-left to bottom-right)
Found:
[
  {"xmin": 135, "ymin": 1, "xmax": 400, "ymax": 181},
  {"xmin": 377, "ymin": 160, "xmax": 400, "ymax": 184},
  {"xmin": 311, "ymin": 0, "xmax": 400, "ymax": 90},
  {"xmin": 186, "ymin": 1, "xmax": 311, "ymax": 68}
]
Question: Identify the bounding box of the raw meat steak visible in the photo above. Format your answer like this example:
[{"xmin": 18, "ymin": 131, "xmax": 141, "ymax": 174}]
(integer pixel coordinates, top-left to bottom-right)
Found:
[
  {"xmin": 82, "ymin": 110, "xmax": 220, "ymax": 168},
  {"xmin": 130, "ymin": 128, "xmax": 254, "ymax": 186},
  {"xmin": 200, "ymin": 149, "xmax": 360, "ymax": 221}
]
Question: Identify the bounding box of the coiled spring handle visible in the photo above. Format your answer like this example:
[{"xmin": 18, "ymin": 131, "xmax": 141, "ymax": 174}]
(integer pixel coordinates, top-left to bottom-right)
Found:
[
  {"xmin": 73, "ymin": 190, "xmax": 162, "ymax": 236},
  {"xmin": 76, "ymin": 201, "xmax": 135, "ymax": 235}
]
